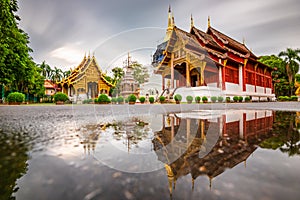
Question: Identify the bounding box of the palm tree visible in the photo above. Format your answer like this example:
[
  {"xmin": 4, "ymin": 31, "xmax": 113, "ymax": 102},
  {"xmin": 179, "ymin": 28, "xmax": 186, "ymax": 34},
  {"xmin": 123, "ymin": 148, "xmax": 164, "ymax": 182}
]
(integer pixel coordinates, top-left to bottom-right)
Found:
[
  {"xmin": 39, "ymin": 61, "xmax": 52, "ymax": 80},
  {"xmin": 278, "ymin": 48, "xmax": 300, "ymax": 84},
  {"xmin": 52, "ymin": 67, "xmax": 63, "ymax": 83},
  {"xmin": 63, "ymin": 70, "xmax": 71, "ymax": 79}
]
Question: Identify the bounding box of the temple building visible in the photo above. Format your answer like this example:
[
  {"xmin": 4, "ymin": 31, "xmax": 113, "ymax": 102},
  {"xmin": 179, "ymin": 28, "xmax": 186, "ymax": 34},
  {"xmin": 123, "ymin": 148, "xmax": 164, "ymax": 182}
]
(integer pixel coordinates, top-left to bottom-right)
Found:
[
  {"xmin": 57, "ymin": 54, "xmax": 114, "ymax": 102},
  {"xmin": 152, "ymin": 7, "xmax": 275, "ymax": 101}
]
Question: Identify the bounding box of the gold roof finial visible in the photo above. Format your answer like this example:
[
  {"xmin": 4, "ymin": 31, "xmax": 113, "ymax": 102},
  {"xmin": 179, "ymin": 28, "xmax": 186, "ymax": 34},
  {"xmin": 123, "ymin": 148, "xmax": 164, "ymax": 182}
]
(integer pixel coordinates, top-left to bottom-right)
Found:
[
  {"xmin": 164, "ymin": 5, "xmax": 174, "ymax": 41},
  {"xmin": 243, "ymin": 37, "xmax": 245, "ymax": 45},
  {"xmin": 84, "ymin": 52, "xmax": 86, "ymax": 58},
  {"xmin": 208, "ymin": 16, "xmax": 211, "ymax": 28},
  {"xmin": 190, "ymin": 14, "xmax": 194, "ymax": 29},
  {"xmin": 88, "ymin": 51, "xmax": 90, "ymax": 58}
]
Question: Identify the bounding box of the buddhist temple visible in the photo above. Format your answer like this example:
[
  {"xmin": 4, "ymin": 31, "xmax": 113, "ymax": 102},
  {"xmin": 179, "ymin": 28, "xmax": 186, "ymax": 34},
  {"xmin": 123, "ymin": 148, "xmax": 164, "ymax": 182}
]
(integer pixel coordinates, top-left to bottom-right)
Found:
[
  {"xmin": 57, "ymin": 53, "xmax": 114, "ymax": 102},
  {"xmin": 152, "ymin": 7, "xmax": 275, "ymax": 101},
  {"xmin": 152, "ymin": 110, "xmax": 274, "ymax": 194}
]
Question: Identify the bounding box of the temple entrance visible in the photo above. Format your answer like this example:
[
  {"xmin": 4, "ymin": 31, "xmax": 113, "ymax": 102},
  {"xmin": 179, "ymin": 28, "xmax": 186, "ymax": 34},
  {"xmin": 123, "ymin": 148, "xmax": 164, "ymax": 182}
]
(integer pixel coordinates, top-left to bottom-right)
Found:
[
  {"xmin": 191, "ymin": 75, "xmax": 198, "ymax": 87},
  {"xmin": 88, "ymin": 82, "xmax": 98, "ymax": 98}
]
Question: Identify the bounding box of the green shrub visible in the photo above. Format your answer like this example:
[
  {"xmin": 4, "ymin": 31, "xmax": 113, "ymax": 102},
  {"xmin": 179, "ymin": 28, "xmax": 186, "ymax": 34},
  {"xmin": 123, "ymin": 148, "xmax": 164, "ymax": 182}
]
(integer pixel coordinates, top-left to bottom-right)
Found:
[
  {"xmin": 238, "ymin": 96, "xmax": 243, "ymax": 102},
  {"xmin": 159, "ymin": 96, "xmax": 166, "ymax": 103},
  {"xmin": 174, "ymin": 94, "xmax": 182, "ymax": 101},
  {"xmin": 278, "ymin": 96, "xmax": 289, "ymax": 101},
  {"xmin": 217, "ymin": 96, "xmax": 224, "ymax": 102},
  {"xmin": 211, "ymin": 96, "xmax": 217, "ymax": 102},
  {"xmin": 98, "ymin": 94, "xmax": 111, "ymax": 103},
  {"xmin": 195, "ymin": 96, "xmax": 201, "ymax": 102},
  {"xmin": 128, "ymin": 94, "xmax": 137, "ymax": 102},
  {"xmin": 233, "ymin": 96, "xmax": 239, "ymax": 102},
  {"xmin": 54, "ymin": 92, "xmax": 68, "ymax": 102},
  {"xmin": 117, "ymin": 96, "xmax": 124, "ymax": 103},
  {"xmin": 149, "ymin": 96, "xmax": 155, "ymax": 103},
  {"xmin": 125, "ymin": 97, "xmax": 129, "ymax": 103},
  {"xmin": 186, "ymin": 95, "xmax": 193, "ymax": 102},
  {"xmin": 83, "ymin": 99, "xmax": 93, "ymax": 104},
  {"xmin": 226, "ymin": 97, "xmax": 231, "ymax": 102},
  {"xmin": 245, "ymin": 96, "xmax": 251, "ymax": 102},
  {"xmin": 290, "ymin": 96, "xmax": 298, "ymax": 101},
  {"xmin": 202, "ymin": 96, "xmax": 208, "ymax": 102},
  {"xmin": 94, "ymin": 98, "xmax": 98, "ymax": 103},
  {"xmin": 139, "ymin": 96, "xmax": 146, "ymax": 103},
  {"xmin": 111, "ymin": 97, "xmax": 117, "ymax": 103},
  {"xmin": 7, "ymin": 92, "xmax": 25, "ymax": 103}
]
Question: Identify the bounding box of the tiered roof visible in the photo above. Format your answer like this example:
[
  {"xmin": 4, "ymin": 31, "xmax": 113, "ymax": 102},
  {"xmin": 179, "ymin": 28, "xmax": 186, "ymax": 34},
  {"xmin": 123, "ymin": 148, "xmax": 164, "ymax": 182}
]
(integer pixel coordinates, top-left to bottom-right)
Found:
[{"xmin": 58, "ymin": 55, "xmax": 114, "ymax": 86}]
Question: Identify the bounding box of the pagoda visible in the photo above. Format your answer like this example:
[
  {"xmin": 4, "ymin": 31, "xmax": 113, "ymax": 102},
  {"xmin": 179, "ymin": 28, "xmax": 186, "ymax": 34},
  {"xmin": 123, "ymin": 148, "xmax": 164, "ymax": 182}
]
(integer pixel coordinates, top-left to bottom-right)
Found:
[
  {"xmin": 119, "ymin": 53, "xmax": 139, "ymax": 98},
  {"xmin": 57, "ymin": 53, "xmax": 114, "ymax": 102},
  {"xmin": 152, "ymin": 7, "xmax": 275, "ymax": 101}
]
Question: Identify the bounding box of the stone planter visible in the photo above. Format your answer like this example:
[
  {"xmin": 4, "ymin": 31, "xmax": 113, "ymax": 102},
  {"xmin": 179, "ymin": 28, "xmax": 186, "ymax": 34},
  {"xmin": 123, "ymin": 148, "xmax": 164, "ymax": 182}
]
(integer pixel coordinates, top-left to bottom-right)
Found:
[
  {"xmin": 8, "ymin": 102, "xmax": 21, "ymax": 105},
  {"xmin": 129, "ymin": 101, "xmax": 135, "ymax": 105},
  {"xmin": 187, "ymin": 101, "xmax": 192, "ymax": 104},
  {"xmin": 175, "ymin": 101, "xmax": 180, "ymax": 104},
  {"xmin": 56, "ymin": 101, "xmax": 64, "ymax": 105}
]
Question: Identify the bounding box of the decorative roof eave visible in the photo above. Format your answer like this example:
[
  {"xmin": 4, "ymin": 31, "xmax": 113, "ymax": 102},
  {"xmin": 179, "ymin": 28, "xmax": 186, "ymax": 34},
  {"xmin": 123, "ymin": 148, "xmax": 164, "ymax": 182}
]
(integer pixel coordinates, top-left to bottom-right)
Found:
[
  {"xmin": 225, "ymin": 47, "xmax": 249, "ymax": 58},
  {"xmin": 100, "ymin": 74, "xmax": 115, "ymax": 87},
  {"xmin": 208, "ymin": 27, "xmax": 228, "ymax": 44}
]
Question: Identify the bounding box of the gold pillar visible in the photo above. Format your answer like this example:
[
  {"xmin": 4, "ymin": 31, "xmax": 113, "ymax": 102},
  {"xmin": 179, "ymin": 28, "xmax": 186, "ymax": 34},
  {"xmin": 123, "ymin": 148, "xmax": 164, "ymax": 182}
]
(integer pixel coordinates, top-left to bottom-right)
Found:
[
  {"xmin": 171, "ymin": 53, "xmax": 174, "ymax": 88},
  {"xmin": 186, "ymin": 62, "xmax": 191, "ymax": 87}
]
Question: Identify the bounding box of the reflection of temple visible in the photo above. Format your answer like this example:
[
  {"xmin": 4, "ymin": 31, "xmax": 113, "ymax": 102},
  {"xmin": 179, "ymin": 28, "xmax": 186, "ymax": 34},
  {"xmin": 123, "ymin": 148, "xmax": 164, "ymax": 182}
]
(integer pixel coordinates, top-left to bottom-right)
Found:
[
  {"xmin": 152, "ymin": 110, "xmax": 274, "ymax": 195},
  {"xmin": 119, "ymin": 53, "xmax": 140, "ymax": 98},
  {"xmin": 57, "ymin": 54, "xmax": 114, "ymax": 102},
  {"xmin": 152, "ymin": 7, "xmax": 275, "ymax": 101}
]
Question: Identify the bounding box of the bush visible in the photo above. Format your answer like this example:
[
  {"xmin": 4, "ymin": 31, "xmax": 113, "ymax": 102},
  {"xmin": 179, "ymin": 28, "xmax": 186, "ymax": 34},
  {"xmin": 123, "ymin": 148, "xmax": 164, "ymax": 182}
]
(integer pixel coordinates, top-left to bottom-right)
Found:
[
  {"xmin": 217, "ymin": 96, "xmax": 224, "ymax": 102},
  {"xmin": 125, "ymin": 97, "xmax": 129, "ymax": 103},
  {"xmin": 174, "ymin": 94, "xmax": 182, "ymax": 101},
  {"xmin": 226, "ymin": 97, "xmax": 231, "ymax": 102},
  {"xmin": 195, "ymin": 96, "xmax": 201, "ymax": 103},
  {"xmin": 211, "ymin": 96, "xmax": 217, "ymax": 102},
  {"xmin": 98, "ymin": 94, "xmax": 111, "ymax": 103},
  {"xmin": 149, "ymin": 96, "xmax": 155, "ymax": 103},
  {"xmin": 83, "ymin": 99, "xmax": 93, "ymax": 104},
  {"xmin": 139, "ymin": 96, "xmax": 146, "ymax": 103},
  {"xmin": 238, "ymin": 96, "xmax": 243, "ymax": 102},
  {"xmin": 245, "ymin": 96, "xmax": 251, "ymax": 102},
  {"xmin": 202, "ymin": 96, "xmax": 208, "ymax": 102},
  {"xmin": 186, "ymin": 95, "xmax": 193, "ymax": 102},
  {"xmin": 233, "ymin": 96, "xmax": 239, "ymax": 102},
  {"xmin": 54, "ymin": 92, "xmax": 68, "ymax": 102},
  {"xmin": 159, "ymin": 96, "xmax": 166, "ymax": 103},
  {"xmin": 117, "ymin": 96, "xmax": 124, "ymax": 103},
  {"xmin": 111, "ymin": 97, "xmax": 117, "ymax": 103},
  {"xmin": 94, "ymin": 98, "xmax": 98, "ymax": 103},
  {"xmin": 290, "ymin": 96, "xmax": 298, "ymax": 101},
  {"xmin": 128, "ymin": 94, "xmax": 137, "ymax": 103},
  {"xmin": 7, "ymin": 92, "xmax": 25, "ymax": 103}
]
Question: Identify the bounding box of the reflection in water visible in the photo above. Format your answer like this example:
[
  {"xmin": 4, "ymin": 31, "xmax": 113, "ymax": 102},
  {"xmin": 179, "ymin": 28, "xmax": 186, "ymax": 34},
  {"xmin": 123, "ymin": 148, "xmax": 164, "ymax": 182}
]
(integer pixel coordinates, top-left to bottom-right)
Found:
[
  {"xmin": 1, "ymin": 109, "xmax": 300, "ymax": 199},
  {"xmin": 153, "ymin": 110, "xmax": 276, "ymax": 196},
  {"xmin": 260, "ymin": 111, "xmax": 300, "ymax": 156},
  {"xmin": 0, "ymin": 132, "xmax": 31, "ymax": 200}
]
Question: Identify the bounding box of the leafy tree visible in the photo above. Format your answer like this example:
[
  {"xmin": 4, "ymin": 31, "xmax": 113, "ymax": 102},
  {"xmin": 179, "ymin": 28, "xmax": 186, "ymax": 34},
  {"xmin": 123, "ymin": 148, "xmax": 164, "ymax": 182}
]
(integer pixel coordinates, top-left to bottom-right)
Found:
[
  {"xmin": 278, "ymin": 48, "xmax": 300, "ymax": 95},
  {"xmin": 51, "ymin": 67, "xmax": 63, "ymax": 83},
  {"xmin": 62, "ymin": 69, "xmax": 71, "ymax": 79},
  {"xmin": 111, "ymin": 67, "xmax": 124, "ymax": 96},
  {"xmin": 259, "ymin": 55, "xmax": 292, "ymax": 96},
  {"xmin": 131, "ymin": 62, "xmax": 149, "ymax": 85},
  {"xmin": 0, "ymin": 0, "xmax": 43, "ymax": 96}
]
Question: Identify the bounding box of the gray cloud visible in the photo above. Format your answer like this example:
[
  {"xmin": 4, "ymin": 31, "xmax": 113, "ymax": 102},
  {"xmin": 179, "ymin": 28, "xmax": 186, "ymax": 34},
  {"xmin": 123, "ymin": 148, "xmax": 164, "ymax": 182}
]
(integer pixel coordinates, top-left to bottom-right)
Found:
[{"xmin": 18, "ymin": 0, "xmax": 300, "ymax": 70}]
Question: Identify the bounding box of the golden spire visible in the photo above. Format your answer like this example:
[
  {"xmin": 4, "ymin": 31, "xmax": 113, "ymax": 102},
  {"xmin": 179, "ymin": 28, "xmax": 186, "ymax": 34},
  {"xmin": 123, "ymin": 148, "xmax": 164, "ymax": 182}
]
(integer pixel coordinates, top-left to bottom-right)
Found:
[
  {"xmin": 208, "ymin": 16, "xmax": 211, "ymax": 28},
  {"xmin": 88, "ymin": 51, "xmax": 90, "ymax": 58},
  {"xmin": 192, "ymin": 178, "xmax": 195, "ymax": 191},
  {"xmin": 190, "ymin": 14, "xmax": 194, "ymax": 29},
  {"xmin": 164, "ymin": 5, "xmax": 174, "ymax": 41},
  {"xmin": 243, "ymin": 37, "xmax": 245, "ymax": 45},
  {"xmin": 84, "ymin": 52, "xmax": 86, "ymax": 58}
]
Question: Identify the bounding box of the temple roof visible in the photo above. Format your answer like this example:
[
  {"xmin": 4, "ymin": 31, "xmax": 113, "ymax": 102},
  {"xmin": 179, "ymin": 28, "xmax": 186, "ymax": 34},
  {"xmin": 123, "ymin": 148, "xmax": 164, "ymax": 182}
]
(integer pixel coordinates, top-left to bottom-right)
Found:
[
  {"xmin": 58, "ymin": 55, "xmax": 114, "ymax": 86},
  {"xmin": 191, "ymin": 26, "xmax": 224, "ymax": 51},
  {"xmin": 207, "ymin": 26, "xmax": 256, "ymax": 58}
]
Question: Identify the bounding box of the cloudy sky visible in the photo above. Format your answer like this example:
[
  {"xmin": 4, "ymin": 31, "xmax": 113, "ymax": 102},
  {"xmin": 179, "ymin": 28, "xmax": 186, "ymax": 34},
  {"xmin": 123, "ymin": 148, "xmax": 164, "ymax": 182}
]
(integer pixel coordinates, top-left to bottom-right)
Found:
[{"xmin": 18, "ymin": 0, "xmax": 300, "ymax": 72}]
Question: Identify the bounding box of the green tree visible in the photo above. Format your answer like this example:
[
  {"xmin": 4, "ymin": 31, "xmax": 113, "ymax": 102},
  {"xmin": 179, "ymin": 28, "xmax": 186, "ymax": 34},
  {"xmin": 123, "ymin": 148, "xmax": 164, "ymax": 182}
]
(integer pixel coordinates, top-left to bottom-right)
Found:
[
  {"xmin": 111, "ymin": 67, "xmax": 124, "ymax": 96},
  {"xmin": 132, "ymin": 62, "xmax": 149, "ymax": 85},
  {"xmin": 0, "ymin": 0, "xmax": 42, "ymax": 96},
  {"xmin": 51, "ymin": 67, "xmax": 63, "ymax": 83},
  {"xmin": 278, "ymin": 48, "xmax": 300, "ymax": 95},
  {"xmin": 62, "ymin": 69, "xmax": 71, "ymax": 79}
]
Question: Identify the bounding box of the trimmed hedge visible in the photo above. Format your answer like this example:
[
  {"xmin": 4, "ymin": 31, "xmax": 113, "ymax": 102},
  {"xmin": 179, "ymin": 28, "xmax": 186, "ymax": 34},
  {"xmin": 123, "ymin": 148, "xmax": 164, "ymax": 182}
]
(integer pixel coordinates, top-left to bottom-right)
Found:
[
  {"xmin": 7, "ymin": 92, "xmax": 25, "ymax": 103},
  {"xmin": 174, "ymin": 94, "xmax": 182, "ymax": 101},
  {"xmin": 54, "ymin": 92, "xmax": 68, "ymax": 102},
  {"xmin": 98, "ymin": 94, "xmax": 111, "ymax": 103}
]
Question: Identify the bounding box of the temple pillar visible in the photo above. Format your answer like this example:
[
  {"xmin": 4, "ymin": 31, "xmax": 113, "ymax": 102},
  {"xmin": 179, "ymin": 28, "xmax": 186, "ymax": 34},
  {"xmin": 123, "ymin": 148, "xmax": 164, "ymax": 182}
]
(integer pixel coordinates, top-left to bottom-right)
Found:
[
  {"xmin": 218, "ymin": 66, "xmax": 222, "ymax": 89},
  {"xmin": 186, "ymin": 62, "xmax": 191, "ymax": 87},
  {"xmin": 171, "ymin": 53, "xmax": 174, "ymax": 89},
  {"xmin": 239, "ymin": 113, "xmax": 244, "ymax": 139},
  {"xmin": 239, "ymin": 64, "xmax": 243, "ymax": 92}
]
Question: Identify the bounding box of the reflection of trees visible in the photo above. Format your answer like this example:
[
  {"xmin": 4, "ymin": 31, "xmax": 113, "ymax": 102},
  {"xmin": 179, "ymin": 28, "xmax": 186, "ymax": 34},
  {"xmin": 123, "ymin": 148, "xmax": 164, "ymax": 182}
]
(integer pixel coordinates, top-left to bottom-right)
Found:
[
  {"xmin": 0, "ymin": 132, "xmax": 30, "ymax": 200},
  {"xmin": 260, "ymin": 112, "xmax": 300, "ymax": 156}
]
